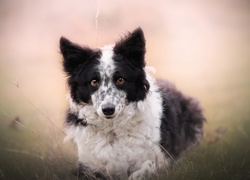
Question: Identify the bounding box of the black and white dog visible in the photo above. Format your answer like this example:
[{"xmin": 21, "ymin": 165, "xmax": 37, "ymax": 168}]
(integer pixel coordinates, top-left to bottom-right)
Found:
[{"xmin": 60, "ymin": 28, "xmax": 205, "ymax": 180}]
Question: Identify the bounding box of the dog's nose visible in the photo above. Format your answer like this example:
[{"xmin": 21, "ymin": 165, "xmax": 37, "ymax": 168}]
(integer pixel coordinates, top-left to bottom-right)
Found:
[{"xmin": 102, "ymin": 103, "xmax": 115, "ymax": 116}]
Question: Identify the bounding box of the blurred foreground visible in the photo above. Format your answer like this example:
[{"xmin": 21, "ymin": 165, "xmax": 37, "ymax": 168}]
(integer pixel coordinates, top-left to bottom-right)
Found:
[{"xmin": 0, "ymin": 0, "xmax": 250, "ymax": 179}]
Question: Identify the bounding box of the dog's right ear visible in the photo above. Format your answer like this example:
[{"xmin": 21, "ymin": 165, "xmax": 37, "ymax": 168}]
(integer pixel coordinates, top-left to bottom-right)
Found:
[{"xmin": 60, "ymin": 37, "xmax": 98, "ymax": 75}]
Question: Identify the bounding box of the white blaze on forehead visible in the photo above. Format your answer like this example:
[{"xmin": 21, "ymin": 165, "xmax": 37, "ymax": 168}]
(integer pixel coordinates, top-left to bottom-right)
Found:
[
  {"xmin": 97, "ymin": 44, "xmax": 116, "ymax": 90},
  {"xmin": 99, "ymin": 45, "xmax": 115, "ymax": 66}
]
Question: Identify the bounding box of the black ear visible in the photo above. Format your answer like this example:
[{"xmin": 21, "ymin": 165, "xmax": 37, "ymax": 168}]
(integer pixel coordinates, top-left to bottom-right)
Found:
[
  {"xmin": 59, "ymin": 37, "xmax": 99, "ymax": 75},
  {"xmin": 113, "ymin": 27, "xmax": 146, "ymax": 68}
]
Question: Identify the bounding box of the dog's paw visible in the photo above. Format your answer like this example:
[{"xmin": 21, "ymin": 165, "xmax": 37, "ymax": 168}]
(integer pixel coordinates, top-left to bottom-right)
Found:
[
  {"xmin": 129, "ymin": 160, "xmax": 156, "ymax": 180},
  {"xmin": 129, "ymin": 172, "xmax": 143, "ymax": 180}
]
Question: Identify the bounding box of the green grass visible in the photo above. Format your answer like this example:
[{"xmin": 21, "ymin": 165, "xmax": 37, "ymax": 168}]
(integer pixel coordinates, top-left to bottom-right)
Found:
[
  {"xmin": 0, "ymin": 118, "xmax": 76, "ymax": 180},
  {"xmin": 164, "ymin": 120, "xmax": 250, "ymax": 180}
]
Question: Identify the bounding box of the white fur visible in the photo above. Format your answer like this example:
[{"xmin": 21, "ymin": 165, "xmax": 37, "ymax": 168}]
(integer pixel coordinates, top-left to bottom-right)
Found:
[{"xmin": 65, "ymin": 46, "xmax": 169, "ymax": 179}]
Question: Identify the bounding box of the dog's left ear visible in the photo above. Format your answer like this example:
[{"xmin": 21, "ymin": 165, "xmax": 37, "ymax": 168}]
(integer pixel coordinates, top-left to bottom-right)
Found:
[{"xmin": 114, "ymin": 27, "xmax": 146, "ymax": 68}]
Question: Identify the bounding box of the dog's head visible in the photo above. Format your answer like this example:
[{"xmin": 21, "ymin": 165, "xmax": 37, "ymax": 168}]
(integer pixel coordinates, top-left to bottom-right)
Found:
[{"xmin": 60, "ymin": 28, "xmax": 149, "ymax": 120}]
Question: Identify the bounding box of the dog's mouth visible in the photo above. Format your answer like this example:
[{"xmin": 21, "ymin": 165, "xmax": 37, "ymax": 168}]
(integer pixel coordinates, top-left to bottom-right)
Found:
[{"xmin": 104, "ymin": 116, "xmax": 115, "ymax": 119}]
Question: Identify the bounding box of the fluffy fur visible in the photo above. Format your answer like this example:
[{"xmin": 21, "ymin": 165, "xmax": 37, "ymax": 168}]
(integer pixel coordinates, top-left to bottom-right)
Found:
[{"xmin": 60, "ymin": 28, "xmax": 205, "ymax": 180}]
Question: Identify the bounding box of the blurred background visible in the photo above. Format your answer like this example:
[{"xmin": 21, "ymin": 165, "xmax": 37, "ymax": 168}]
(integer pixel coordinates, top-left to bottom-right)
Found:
[{"xmin": 0, "ymin": 0, "xmax": 250, "ymax": 179}]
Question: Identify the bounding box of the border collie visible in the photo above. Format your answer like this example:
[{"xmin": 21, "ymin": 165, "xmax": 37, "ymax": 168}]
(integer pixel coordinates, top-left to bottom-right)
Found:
[{"xmin": 60, "ymin": 28, "xmax": 205, "ymax": 180}]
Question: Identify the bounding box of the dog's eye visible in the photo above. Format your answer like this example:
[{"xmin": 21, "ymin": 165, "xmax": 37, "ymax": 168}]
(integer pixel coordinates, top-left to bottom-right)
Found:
[
  {"xmin": 116, "ymin": 78, "xmax": 125, "ymax": 85},
  {"xmin": 91, "ymin": 79, "xmax": 99, "ymax": 87}
]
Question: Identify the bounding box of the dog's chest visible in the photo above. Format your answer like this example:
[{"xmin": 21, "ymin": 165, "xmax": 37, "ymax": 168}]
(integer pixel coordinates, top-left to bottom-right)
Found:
[{"xmin": 73, "ymin": 121, "xmax": 160, "ymax": 174}]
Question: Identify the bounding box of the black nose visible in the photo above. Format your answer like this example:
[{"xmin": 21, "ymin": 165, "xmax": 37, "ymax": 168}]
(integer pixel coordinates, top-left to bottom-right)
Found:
[{"xmin": 102, "ymin": 103, "xmax": 115, "ymax": 116}]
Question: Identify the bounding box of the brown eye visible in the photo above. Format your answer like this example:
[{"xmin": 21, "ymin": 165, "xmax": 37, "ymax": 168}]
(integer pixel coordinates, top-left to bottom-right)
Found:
[
  {"xmin": 116, "ymin": 78, "xmax": 125, "ymax": 85},
  {"xmin": 91, "ymin": 79, "xmax": 99, "ymax": 86}
]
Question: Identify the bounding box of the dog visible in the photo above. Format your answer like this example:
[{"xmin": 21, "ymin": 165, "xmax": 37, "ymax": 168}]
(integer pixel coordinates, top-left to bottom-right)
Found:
[{"xmin": 60, "ymin": 28, "xmax": 205, "ymax": 180}]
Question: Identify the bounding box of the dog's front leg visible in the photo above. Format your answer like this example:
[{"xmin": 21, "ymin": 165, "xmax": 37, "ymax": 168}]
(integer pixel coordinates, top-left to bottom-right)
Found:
[{"xmin": 129, "ymin": 160, "xmax": 156, "ymax": 180}]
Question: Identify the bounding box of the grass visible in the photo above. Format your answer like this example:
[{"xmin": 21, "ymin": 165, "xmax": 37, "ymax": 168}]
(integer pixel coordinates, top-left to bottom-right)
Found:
[{"xmin": 164, "ymin": 120, "xmax": 250, "ymax": 180}]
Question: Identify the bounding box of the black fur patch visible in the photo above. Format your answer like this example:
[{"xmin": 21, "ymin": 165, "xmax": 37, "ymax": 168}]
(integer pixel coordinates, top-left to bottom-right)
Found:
[
  {"xmin": 66, "ymin": 110, "xmax": 87, "ymax": 126},
  {"xmin": 113, "ymin": 27, "xmax": 149, "ymax": 102},
  {"xmin": 157, "ymin": 79, "xmax": 205, "ymax": 160},
  {"xmin": 112, "ymin": 61, "xmax": 148, "ymax": 102},
  {"xmin": 113, "ymin": 27, "xmax": 146, "ymax": 68},
  {"xmin": 60, "ymin": 37, "xmax": 102, "ymax": 103}
]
